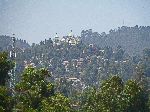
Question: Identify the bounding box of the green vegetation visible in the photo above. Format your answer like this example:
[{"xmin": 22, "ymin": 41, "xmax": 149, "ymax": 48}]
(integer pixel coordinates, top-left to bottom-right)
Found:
[
  {"xmin": 0, "ymin": 51, "xmax": 150, "ymax": 112},
  {"xmin": 0, "ymin": 52, "xmax": 13, "ymax": 86},
  {"xmin": 80, "ymin": 76, "xmax": 149, "ymax": 112},
  {"xmin": 0, "ymin": 52, "xmax": 14, "ymax": 112},
  {"xmin": 1, "ymin": 26, "xmax": 150, "ymax": 111},
  {"xmin": 15, "ymin": 67, "xmax": 73, "ymax": 112}
]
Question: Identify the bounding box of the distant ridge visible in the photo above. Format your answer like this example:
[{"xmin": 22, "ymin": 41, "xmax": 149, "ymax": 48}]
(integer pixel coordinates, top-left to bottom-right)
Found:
[
  {"xmin": 0, "ymin": 35, "xmax": 30, "ymax": 51},
  {"xmin": 81, "ymin": 25, "xmax": 150, "ymax": 55},
  {"xmin": 1, "ymin": 25, "xmax": 150, "ymax": 55}
]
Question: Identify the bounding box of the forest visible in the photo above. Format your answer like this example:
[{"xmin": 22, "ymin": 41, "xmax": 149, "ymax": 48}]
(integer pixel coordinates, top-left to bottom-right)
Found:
[{"xmin": 1, "ymin": 25, "xmax": 150, "ymax": 112}]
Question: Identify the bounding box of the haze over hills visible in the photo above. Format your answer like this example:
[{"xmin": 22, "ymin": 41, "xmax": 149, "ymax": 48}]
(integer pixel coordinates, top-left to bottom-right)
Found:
[
  {"xmin": 1, "ymin": 0, "xmax": 150, "ymax": 43},
  {"xmin": 0, "ymin": 35, "xmax": 30, "ymax": 51},
  {"xmin": 1, "ymin": 25, "xmax": 150, "ymax": 56},
  {"xmin": 81, "ymin": 25, "xmax": 150, "ymax": 55},
  {"xmin": 1, "ymin": 25, "xmax": 150, "ymax": 81},
  {"xmin": 1, "ymin": 25, "xmax": 150, "ymax": 111},
  {"xmin": 1, "ymin": 0, "xmax": 150, "ymax": 111}
]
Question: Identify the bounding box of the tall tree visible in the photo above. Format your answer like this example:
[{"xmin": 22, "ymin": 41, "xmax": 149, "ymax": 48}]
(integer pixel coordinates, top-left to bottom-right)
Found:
[
  {"xmin": 0, "ymin": 52, "xmax": 14, "ymax": 112},
  {"xmin": 123, "ymin": 80, "xmax": 149, "ymax": 112},
  {"xmin": 80, "ymin": 76, "xmax": 149, "ymax": 112},
  {"xmin": 0, "ymin": 52, "xmax": 13, "ymax": 86},
  {"xmin": 15, "ymin": 67, "xmax": 73, "ymax": 111}
]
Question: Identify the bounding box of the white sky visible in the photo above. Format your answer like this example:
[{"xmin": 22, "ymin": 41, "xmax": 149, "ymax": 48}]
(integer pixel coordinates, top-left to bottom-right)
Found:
[{"xmin": 0, "ymin": 0, "xmax": 150, "ymax": 44}]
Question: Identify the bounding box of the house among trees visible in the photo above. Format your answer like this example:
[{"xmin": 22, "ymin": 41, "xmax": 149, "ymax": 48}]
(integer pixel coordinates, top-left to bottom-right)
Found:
[{"xmin": 54, "ymin": 30, "xmax": 81, "ymax": 46}]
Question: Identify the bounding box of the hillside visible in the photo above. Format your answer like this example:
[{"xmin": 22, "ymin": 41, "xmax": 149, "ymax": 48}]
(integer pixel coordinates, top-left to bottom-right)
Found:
[
  {"xmin": 81, "ymin": 25, "xmax": 150, "ymax": 55},
  {"xmin": 0, "ymin": 35, "xmax": 30, "ymax": 51},
  {"xmin": 1, "ymin": 26, "xmax": 150, "ymax": 86}
]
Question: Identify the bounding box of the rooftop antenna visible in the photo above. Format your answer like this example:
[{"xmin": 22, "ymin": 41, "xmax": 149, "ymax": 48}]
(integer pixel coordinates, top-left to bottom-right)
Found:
[
  {"xmin": 123, "ymin": 20, "xmax": 124, "ymax": 26},
  {"xmin": 9, "ymin": 33, "xmax": 17, "ymax": 96},
  {"xmin": 69, "ymin": 30, "xmax": 73, "ymax": 37}
]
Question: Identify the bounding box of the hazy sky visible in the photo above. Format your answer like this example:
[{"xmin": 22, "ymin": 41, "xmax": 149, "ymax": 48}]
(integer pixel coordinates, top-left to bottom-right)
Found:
[{"xmin": 0, "ymin": 0, "xmax": 150, "ymax": 44}]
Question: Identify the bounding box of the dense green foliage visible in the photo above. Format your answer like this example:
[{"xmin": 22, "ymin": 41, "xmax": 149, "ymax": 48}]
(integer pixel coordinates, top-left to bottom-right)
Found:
[
  {"xmin": 0, "ymin": 50, "xmax": 150, "ymax": 111},
  {"xmin": 81, "ymin": 26, "xmax": 150, "ymax": 55},
  {"xmin": 0, "ymin": 35, "xmax": 30, "ymax": 52},
  {"xmin": 1, "ymin": 26, "xmax": 150, "ymax": 87},
  {"xmin": 0, "ymin": 52, "xmax": 13, "ymax": 86},
  {"xmin": 0, "ymin": 86, "xmax": 14, "ymax": 112},
  {"xmin": 1, "ymin": 25, "xmax": 150, "ymax": 111},
  {"xmin": 0, "ymin": 52, "xmax": 14, "ymax": 112},
  {"xmin": 80, "ymin": 76, "xmax": 149, "ymax": 112},
  {"xmin": 15, "ymin": 67, "xmax": 73, "ymax": 112}
]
